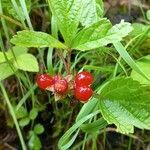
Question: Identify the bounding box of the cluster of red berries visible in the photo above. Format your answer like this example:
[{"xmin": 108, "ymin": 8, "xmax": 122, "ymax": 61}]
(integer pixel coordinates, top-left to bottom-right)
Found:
[{"xmin": 36, "ymin": 71, "xmax": 93, "ymax": 102}]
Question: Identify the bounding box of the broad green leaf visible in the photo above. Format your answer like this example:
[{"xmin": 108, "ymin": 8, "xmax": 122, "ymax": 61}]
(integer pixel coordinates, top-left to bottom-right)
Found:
[
  {"xmin": 80, "ymin": 0, "xmax": 103, "ymax": 26},
  {"xmin": 107, "ymin": 20, "xmax": 133, "ymax": 42},
  {"xmin": 10, "ymin": 30, "xmax": 67, "ymax": 49},
  {"xmin": 19, "ymin": 117, "xmax": 30, "ymax": 127},
  {"xmin": 99, "ymin": 78, "xmax": 150, "ymax": 134},
  {"xmin": 0, "ymin": 63, "xmax": 16, "ymax": 81},
  {"xmin": 72, "ymin": 20, "xmax": 132, "ymax": 51},
  {"xmin": 95, "ymin": 0, "xmax": 104, "ymax": 18},
  {"xmin": 29, "ymin": 108, "xmax": 38, "ymax": 120},
  {"xmin": 48, "ymin": 0, "xmax": 83, "ymax": 45},
  {"xmin": 0, "ymin": 46, "xmax": 28, "ymax": 63},
  {"xmin": 0, "ymin": 52, "xmax": 6, "ymax": 63},
  {"xmin": 131, "ymin": 55, "xmax": 150, "ymax": 85},
  {"xmin": 13, "ymin": 53, "xmax": 39, "ymax": 72},
  {"xmin": 34, "ymin": 124, "xmax": 44, "ymax": 135},
  {"xmin": 8, "ymin": 46, "xmax": 28, "ymax": 57},
  {"xmin": 72, "ymin": 18, "xmax": 112, "ymax": 50}
]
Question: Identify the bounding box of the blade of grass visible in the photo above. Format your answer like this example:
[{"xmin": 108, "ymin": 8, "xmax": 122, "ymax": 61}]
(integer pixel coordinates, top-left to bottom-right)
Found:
[
  {"xmin": 11, "ymin": 0, "xmax": 27, "ymax": 29},
  {"xmin": 19, "ymin": 0, "xmax": 33, "ymax": 30},
  {"xmin": 0, "ymin": 82, "xmax": 27, "ymax": 150},
  {"xmin": 16, "ymin": 84, "xmax": 37, "ymax": 110},
  {"xmin": 113, "ymin": 42, "xmax": 150, "ymax": 80},
  {"xmin": 0, "ymin": 1, "xmax": 9, "ymax": 41},
  {"xmin": 58, "ymin": 110, "xmax": 100, "ymax": 150}
]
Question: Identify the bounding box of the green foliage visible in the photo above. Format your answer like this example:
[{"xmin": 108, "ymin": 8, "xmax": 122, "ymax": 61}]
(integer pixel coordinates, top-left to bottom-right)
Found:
[
  {"xmin": 2, "ymin": 0, "xmax": 31, "ymax": 21},
  {"xmin": 34, "ymin": 124, "xmax": 44, "ymax": 135},
  {"xmin": 48, "ymin": 0, "xmax": 83, "ymax": 46},
  {"xmin": 72, "ymin": 18, "xmax": 112, "ymax": 50},
  {"xmin": 29, "ymin": 108, "xmax": 38, "ymax": 120},
  {"xmin": 13, "ymin": 53, "xmax": 39, "ymax": 72},
  {"xmin": 72, "ymin": 20, "xmax": 133, "ymax": 50},
  {"xmin": 76, "ymin": 98, "xmax": 98, "ymax": 121},
  {"xmin": 11, "ymin": 30, "xmax": 67, "ymax": 49},
  {"xmin": 0, "ymin": 46, "xmax": 39, "ymax": 81},
  {"xmin": 58, "ymin": 111, "xmax": 99, "ymax": 150},
  {"xmin": 131, "ymin": 55, "xmax": 150, "ymax": 85},
  {"xmin": 99, "ymin": 78, "xmax": 150, "ymax": 134},
  {"xmin": 80, "ymin": 117, "xmax": 107, "ymax": 133},
  {"xmin": 19, "ymin": 117, "xmax": 30, "ymax": 127},
  {"xmin": 0, "ymin": 46, "xmax": 28, "ymax": 63},
  {"xmin": 0, "ymin": 63, "xmax": 16, "ymax": 81},
  {"xmin": 28, "ymin": 132, "xmax": 42, "ymax": 150},
  {"xmin": 80, "ymin": 0, "xmax": 104, "ymax": 26},
  {"xmin": 131, "ymin": 23, "xmax": 150, "ymax": 38},
  {"xmin": 113, "ymin": 42, "xmax": 150, "ymax": 80},
  {"xmin": 15, "ymin": 106, "xmax": 28, "ymax": 119},
  {"xmin": 1, "ymin": 0, "xmax": 150, "ymax": 149}
]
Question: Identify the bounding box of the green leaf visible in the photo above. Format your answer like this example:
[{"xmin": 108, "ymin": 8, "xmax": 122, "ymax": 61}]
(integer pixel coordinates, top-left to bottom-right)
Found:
[
  {"xmin": 28, "ymin": 133, "xmax": 42, "ymax": 150},
  {"xmin": 19, "ymin": 117, "xmax": 30, "ymax": 127},
  {"xmin": 15, "ymin": 106, "xmax": 28, "ymax": 119},
  {"xmin": 8, "ymin": 46, "xmax": 28, "ymax": 57},
  {"xmin": 10, "ymin": 30, "xmax": 67, "ymax": 49},
  {"xmin": 13, "ymin": 53, "xmax": 39, "ymax": 72},
  {"xmin": 72, "ymin": 18, "xmax": 112, "ymax": 50},
  {"xmin": 34, "ymin": 124, "xmax": 44, "ymax": 135},
  {"xmin": 131, "ymin": 55, "xmax": 150, "ymax": 85},
  {"xmin": 48, "ymin": 0, "xmax": 83, "ymax": 45},
  {"xmin": 80, "ymin": 0, "xmax": 103, "ymax": 26},
  {"xmin": 0, "ymin": 63, "xmax": 16, "ymax": 81},
  {"xmin": 81, "ymin": 117, "xmax": 107, "ymax": 133},
  {"xmin": 99, "ymin": 78, "xmax": 150, "ymax": 134},
  {"xmin": 95, "ymin": 0, "xmax": 104, "ymax": 18},
  {"xmin": 0, "ymin": 46, "xmax": 28, "ymax": 63},
  {"xmin": 0, "ymin": 52, "xmax": 7, "ymax": 63},
  {"xmin": 72, "ymin": 20, "xmax": 132, "ymax": 51},
  {"xmin": 107, "ymin": 20, "xmax": 133, "ymax": 42},
  {"xmin": 29, "ymin": 108, "xmax": 38, "ymax": 120}
]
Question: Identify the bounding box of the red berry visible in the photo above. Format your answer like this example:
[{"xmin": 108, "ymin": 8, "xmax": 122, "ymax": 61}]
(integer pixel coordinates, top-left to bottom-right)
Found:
[
  {"xmin": 75, "ymin": 71, "xmax": 93, "ymax": 86},
  {"xmin": 54, "ymin": 78, "xmax": 68, "ymax": 94},
  {"xmin": 53, "ymin": 75, "xmax": 61, "ymax": 82},
  {"xmin": 74, "ymin": 86, "xmax": 93, "ymax": 102},
  {"xmin": 36, "ymin": 74, "xmax": 54, "ymax": 90}
]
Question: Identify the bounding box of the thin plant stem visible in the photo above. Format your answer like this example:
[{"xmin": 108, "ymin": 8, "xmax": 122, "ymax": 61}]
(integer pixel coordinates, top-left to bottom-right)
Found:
[
  {"xmin": 0, "ymin": 13, "xmax": 24, "ymax": 28},
  {"xmin": 57, "ymin": 49, "xmax": 70, "ymax": 74},
  {"xmin": 0, "ymin": 82, "xmax": 27, "ymax": 150}
]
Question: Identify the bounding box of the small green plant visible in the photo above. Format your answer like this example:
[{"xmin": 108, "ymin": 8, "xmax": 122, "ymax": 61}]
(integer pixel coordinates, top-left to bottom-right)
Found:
[{"xmin": 0, "ymin": 0, "xmax": 150, "ymax": 149}]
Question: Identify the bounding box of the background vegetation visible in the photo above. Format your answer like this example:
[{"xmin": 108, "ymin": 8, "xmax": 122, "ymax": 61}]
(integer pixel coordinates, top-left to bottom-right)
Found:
[{"xmin": 0, "ymin": 0, "xmax": 150, "ymax": 149}]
